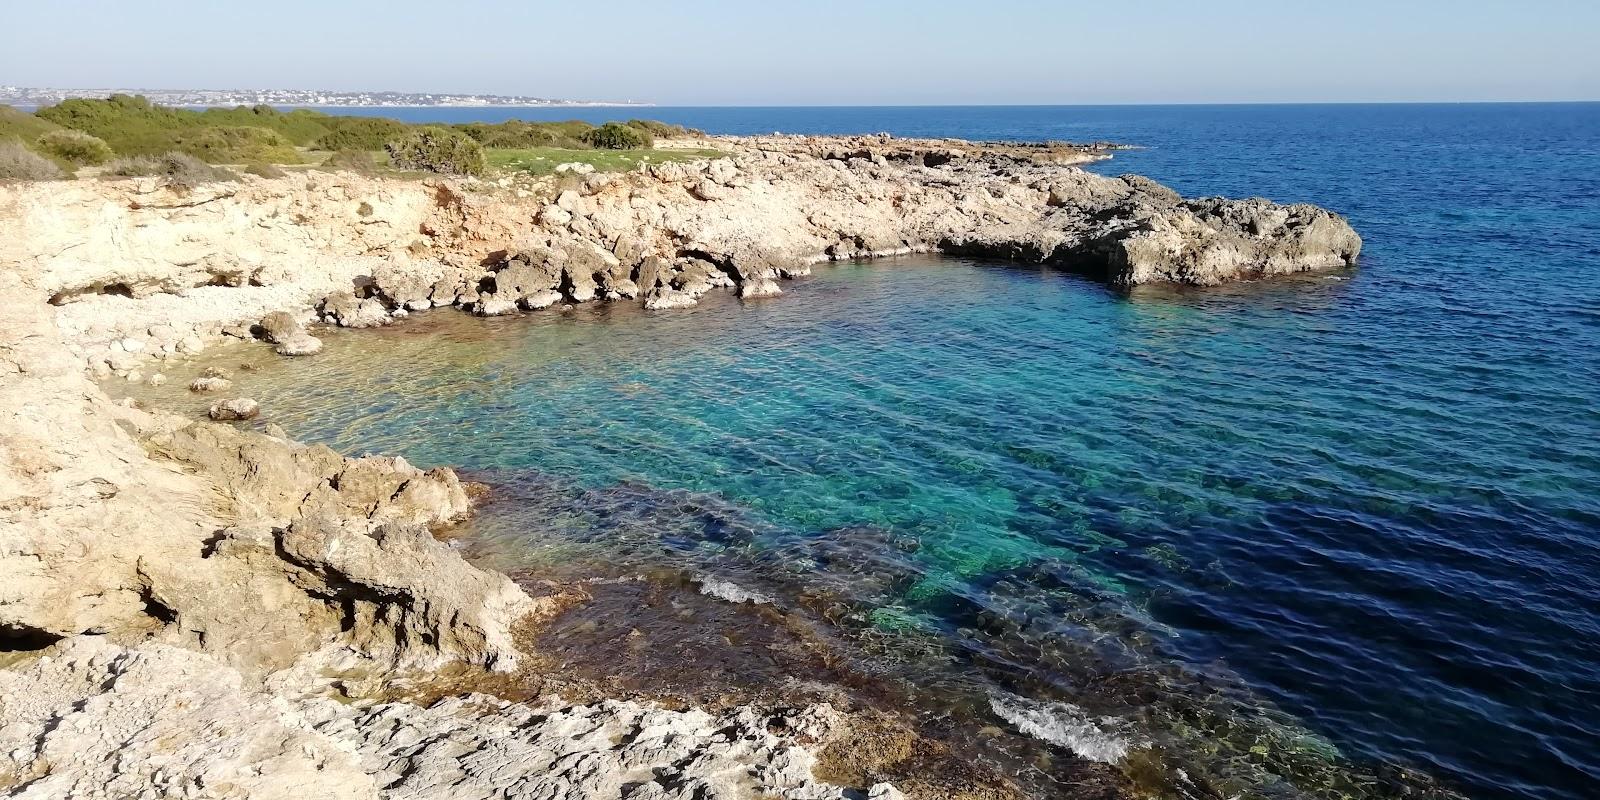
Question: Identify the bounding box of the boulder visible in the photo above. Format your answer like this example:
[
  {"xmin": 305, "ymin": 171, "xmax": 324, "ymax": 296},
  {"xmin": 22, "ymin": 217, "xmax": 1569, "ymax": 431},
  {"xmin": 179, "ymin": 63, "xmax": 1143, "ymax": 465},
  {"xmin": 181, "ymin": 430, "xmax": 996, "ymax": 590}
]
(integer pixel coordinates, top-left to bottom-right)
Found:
[
  {"xmin": 473, "ymin": 297, "xmax": 518, "ymax": 317},
  {"xmin": 189, "ymin": 376, "xmax": 232, "ymax": 393},
  {"xmin": 319, "ymin": 291, "xmax": 390, "ymax": 328},
  {"xmin": 274, "ymin": 333, "xmax": 323, "ymax": 356},
  {"xmin": 257, "ymin": 311, "xmax": 302, "ymax": 344},
  {"xmin": 522, "ymin": 289, "xmax": 563, "ymax": 310},
  {"xmin": 208, "ymin": 398, "xmax": 260, "ymax": 421}
]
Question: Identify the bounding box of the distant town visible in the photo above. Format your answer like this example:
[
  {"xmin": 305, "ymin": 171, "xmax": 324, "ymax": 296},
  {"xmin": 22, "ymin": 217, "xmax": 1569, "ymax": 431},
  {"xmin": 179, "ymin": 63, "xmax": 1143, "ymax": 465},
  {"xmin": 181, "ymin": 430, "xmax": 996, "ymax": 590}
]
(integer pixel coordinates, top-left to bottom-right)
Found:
[{"xmin": 0, "ymin": 86, "xmax": 651, "ymax": 108}]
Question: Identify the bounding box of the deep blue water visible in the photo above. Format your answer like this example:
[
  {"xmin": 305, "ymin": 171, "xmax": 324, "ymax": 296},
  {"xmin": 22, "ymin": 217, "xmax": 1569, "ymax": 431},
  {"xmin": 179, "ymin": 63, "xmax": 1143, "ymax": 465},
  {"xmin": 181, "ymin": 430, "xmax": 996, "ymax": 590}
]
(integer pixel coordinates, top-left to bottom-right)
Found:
[{"xmin": 191, "ymin": 105, "xmax": 1600, "ymax": 799}]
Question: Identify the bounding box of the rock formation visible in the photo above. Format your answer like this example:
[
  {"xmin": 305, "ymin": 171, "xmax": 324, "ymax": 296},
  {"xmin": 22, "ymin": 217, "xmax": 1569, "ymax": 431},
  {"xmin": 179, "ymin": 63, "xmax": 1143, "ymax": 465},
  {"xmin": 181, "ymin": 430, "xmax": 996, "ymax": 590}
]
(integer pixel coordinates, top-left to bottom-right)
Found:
[{"xmin": 1, "ymin": 134, "xmax": 1358, "ymax": 380}]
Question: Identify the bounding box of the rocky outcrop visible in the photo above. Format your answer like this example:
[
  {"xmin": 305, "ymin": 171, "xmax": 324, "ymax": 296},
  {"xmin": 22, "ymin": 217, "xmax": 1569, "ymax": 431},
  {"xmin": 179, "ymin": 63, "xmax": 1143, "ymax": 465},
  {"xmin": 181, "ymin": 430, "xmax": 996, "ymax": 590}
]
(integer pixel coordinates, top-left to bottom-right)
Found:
[
  {"xmin": 0, "ymin": 134, "xmax": 1358, "ymax": 382},
  {"xmin": 0, "ymin": 263, "xmax": 536, "ymax": 678},
  {"xmin": 311, "ymin": 138, "xmax": 1357, "ymax": 322},
  {"xmin": 0, "ymin": 637, "xmax": 881, "ymax": 800}
]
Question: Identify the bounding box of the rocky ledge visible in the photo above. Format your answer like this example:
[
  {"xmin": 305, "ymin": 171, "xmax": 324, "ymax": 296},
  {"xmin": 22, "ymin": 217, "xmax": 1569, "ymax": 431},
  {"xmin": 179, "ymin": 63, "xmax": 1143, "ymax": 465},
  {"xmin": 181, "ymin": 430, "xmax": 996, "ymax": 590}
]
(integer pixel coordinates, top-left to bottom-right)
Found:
[{"xmin": 0, "ymin": 134, "xmax": 1359, "ymax": 798}]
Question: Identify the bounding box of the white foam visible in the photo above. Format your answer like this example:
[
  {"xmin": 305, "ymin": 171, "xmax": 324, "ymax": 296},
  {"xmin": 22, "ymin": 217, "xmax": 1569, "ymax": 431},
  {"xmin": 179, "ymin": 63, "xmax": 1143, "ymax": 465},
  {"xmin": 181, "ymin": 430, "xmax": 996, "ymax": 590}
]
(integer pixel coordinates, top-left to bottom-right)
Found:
[
  {"xmin": 693, "ymin": 575, "xmax": 773, "ymax": 605},
  {"xmin": 989, "ymin": 691, "xmax": 1140, "ymax": 764}
]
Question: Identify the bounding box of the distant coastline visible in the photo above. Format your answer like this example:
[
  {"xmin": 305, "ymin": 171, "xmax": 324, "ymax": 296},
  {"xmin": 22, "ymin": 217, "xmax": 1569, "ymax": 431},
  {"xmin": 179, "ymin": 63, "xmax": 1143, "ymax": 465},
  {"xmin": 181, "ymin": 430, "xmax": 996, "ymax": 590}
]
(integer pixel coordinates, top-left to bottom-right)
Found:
[{"xmin": 0, "ymin": 86, "xmax": 651, "ymax": 109}]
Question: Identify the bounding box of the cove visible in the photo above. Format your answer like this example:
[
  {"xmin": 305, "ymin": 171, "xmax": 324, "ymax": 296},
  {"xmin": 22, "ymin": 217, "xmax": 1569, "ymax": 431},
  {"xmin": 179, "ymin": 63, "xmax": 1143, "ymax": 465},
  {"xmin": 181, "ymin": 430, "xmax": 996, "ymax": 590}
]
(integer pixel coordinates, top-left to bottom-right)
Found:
[{"xmin": 124, "ymin": 254, "xmax": 1599, "ymax": 800}]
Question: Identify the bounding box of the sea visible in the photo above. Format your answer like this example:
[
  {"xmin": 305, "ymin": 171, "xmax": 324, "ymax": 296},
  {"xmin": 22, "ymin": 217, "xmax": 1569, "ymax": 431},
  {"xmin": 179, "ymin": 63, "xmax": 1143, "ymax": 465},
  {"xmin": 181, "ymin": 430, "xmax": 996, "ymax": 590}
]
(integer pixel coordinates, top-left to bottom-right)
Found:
[{"xmin": 146, "ymin": 103, "xmax": 1600, "ymax": 799}]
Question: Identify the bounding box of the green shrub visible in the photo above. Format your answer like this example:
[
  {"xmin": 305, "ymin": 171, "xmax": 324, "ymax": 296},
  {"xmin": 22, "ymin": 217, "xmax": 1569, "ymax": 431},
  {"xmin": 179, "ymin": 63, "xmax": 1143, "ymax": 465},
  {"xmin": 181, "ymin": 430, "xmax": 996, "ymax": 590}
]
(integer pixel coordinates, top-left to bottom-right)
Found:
[
  {"xmin": 35, "ymin": 130, "xmax": 115, "ymax": 166},
  {"xmin": 385, "ymin": 127, "xmax": 484, "ymax": 176},
  {"xmin": 244, "ymin": 162, "xmax": 287, "ymax": 178},
  {"xmin": 0, "ymin": 139, "xmax": 65, "ymax": 180},
  {"xmin": 106, "ymin": 152, "xmax": 237, "ymax": 187},
  {"xmin": 314, "ymin": 116, "xmax": 410, "ymax": 151},
  {"xmin": 321, "ymin": 149, "xmax": 378, "ymax": 174},
  {"xmin": 454, "ymin": 120, "xmax": 595, "ymax": 150},
  {"xmin": 37, "ymin": 94, "xmax": 194, "ymax": 155},
  {"xmin": 36, "ymin": 95, "xmax": 330, "ymax": 156},
  {"xmin": 582, "ymin": 122, "xmax": 652, "ymax": 150},
  {"xmin": 626, "ymin": 119, "xmax": 695, "ymax": 138},
  {"xmin": 0, "ymin": 105, "xmax": 63, "ymax": 143},
  {"xmin": 170, "ymin": 125, "xmax": 302, "ymax": 164},
  {"xmin": 194, "ymin": 105, "xmax": 331, "ymax": 145}
]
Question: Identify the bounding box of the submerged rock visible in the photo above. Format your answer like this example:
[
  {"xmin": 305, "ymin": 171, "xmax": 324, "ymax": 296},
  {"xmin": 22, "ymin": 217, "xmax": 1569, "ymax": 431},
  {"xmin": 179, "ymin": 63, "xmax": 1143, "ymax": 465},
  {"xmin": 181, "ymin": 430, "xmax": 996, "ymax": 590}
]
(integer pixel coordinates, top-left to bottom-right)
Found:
[
  {"xmin": 208, "ymin": 397, "xmax": 260, "ymax": 420},
  {"xmin": 189, "ymin": 376, "xmax": 231, "ymax": 392},
  {"xmin": 274, "ymin": 332, "xmax": 323, "ymax": 356}
]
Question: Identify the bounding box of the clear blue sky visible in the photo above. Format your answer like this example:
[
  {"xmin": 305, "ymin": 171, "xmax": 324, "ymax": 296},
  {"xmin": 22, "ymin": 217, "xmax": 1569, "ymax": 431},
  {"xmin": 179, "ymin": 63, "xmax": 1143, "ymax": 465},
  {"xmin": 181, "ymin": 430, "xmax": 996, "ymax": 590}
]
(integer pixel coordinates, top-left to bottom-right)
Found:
[{"xmin": 3, "ymin": 0, "xmax": 1596, "ymax": 104}]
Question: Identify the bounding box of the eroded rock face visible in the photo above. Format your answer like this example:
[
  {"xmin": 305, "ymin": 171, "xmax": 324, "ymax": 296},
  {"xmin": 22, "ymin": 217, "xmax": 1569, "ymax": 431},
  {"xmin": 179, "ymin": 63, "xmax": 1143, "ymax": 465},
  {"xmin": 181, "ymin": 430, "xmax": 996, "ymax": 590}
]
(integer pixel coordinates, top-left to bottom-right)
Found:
[
  {"xmin": 0, "ymin": 304, "xmax": 533, "ymax": 674},
  {"xmin": 124, "ymin": 420, "xmax": 536, "ymax": 673}
]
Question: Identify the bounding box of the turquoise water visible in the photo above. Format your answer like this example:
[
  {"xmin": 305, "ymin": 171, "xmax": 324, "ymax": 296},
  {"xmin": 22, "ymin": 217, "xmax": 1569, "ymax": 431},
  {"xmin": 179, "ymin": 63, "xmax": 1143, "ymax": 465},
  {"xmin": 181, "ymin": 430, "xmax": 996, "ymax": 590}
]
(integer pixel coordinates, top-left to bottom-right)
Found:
[{"xmin": 157, "ymin": 105, "xmax": 1599, "ymax": 799}]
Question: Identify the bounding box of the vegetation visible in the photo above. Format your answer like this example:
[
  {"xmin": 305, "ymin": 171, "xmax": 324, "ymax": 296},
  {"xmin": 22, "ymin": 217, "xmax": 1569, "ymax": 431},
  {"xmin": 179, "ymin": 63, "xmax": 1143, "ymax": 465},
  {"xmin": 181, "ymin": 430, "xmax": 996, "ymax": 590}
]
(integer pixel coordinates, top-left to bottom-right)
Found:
[
  {"xmin": 384, "ymin": 127, "xmax": 485, "ymax": 176},
  {"xmin": 8, "ymin": 95, "xmax": 706, "ymax": 180},
  {"xmin": 163, "ymin": 126, "xmax": 301, "ymax": 164},
  {"xmin": 453, "ymin": 119, "xmax": 596, "ymax": 149},
  {"xmin": 244, "ymin": 162, "xmax": 287, "ymax": 178},
  {"xmin": 0, "ymin": 104, "xmax": 63, "ymax": 143},
  {"xmin": 313, "ymin": 116, "xmax": 410, "ymax": 151},
  {"xmin": 35, "ymin": 97, "xmax": 310, "ymax": 161},
  {"xmin": 582, "ymin": 122, "xmax": 652, "ymax": 150},
  {"xmin": 193, "ymin": 105, "xmax": 331, "ymax": 144},
  {"xmin": 106, "ymin": 152, "xmax": 238, "ymax": 187},
  {"xmin": 487, "ymin": 147, "xmax": 724, "ymax": 176},
  {"xmin": 35, "ymin": 130, "xmax": 115, "ymax": 166},
  {"xmin": 625, "ymin": 119, "xmax": 695, "ymax": 138},
  {"xmin": 0, "ymin": 139, "xmax": 65, "ymax": 180},
  {"xmin": 320, "ymin": 149, "xmax": 380, "ymax": 174}
]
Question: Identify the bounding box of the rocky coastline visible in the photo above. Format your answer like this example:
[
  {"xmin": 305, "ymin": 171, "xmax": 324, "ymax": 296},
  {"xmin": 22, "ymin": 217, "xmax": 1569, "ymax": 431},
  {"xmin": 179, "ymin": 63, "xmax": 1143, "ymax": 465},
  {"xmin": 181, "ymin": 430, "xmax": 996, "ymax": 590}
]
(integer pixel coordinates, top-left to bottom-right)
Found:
[{"xmin": 0, "ymin": 134, "xmax": 1360, "ymax": 799}]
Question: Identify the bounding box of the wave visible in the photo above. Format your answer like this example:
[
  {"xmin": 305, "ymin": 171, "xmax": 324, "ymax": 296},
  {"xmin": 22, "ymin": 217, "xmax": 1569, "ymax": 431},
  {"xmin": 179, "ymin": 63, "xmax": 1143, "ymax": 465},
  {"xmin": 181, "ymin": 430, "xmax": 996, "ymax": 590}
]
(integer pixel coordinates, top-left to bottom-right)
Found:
[
  {"xmin": 694, "ymin": 574, "xmax": 774, "ymax": 605},
  {"xmin": 989, "ymin": 691, "xmax": 1141, "ymax": 764}
]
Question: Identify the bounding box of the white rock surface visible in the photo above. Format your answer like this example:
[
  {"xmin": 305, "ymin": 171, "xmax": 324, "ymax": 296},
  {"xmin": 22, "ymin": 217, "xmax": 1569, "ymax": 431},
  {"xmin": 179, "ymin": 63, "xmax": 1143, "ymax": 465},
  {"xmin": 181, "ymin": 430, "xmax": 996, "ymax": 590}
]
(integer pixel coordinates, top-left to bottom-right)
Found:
[{"xmin": 0, "ymin": 637, "xmax": 882, "ymax": 800}]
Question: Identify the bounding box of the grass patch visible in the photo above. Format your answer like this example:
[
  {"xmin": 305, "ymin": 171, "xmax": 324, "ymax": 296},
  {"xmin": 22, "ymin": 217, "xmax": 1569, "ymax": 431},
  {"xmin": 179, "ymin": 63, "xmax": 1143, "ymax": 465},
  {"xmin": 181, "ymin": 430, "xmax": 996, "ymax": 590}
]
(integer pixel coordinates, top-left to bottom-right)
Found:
[
  {"xmin": 486, "ymin": 147, "xmax": 724, "ymax": 176},
  {"xmin": 0, "ymin": 139, "xmax": 66, "ymax": 181},
  {"xmin": 105, "ymin": 152, "xmax": 237, "ymax": 187}
]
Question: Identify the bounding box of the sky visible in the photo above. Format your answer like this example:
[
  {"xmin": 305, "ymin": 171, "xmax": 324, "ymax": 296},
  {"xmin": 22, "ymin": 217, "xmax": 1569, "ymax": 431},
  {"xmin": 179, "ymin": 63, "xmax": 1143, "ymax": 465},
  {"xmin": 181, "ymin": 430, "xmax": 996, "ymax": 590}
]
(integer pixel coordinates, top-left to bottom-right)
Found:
[{"xmin": 3, "ymin": 0, "xmax": 1597, "ymax": 105}]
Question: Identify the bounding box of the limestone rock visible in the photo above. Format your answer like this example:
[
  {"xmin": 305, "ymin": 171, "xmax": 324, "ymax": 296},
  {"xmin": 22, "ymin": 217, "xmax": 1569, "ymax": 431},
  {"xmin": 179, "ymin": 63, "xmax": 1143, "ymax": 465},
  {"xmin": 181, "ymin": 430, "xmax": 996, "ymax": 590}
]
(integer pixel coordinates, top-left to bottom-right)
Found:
[
  {"xmin": 258, "ymin": 310, "xmax": 303, "ymax": 344},
  {"xmin": 0, "ymin": 638, "xmax": 375, "ymax": 800},
  {"xmin": 189, "ymin": 376, "xmax": 231, "ymax": 392},
  {"xmin": 0, "ymin": 638, "xmax": 893, "ymax": 800},
  {"xmin": 320, "ymin": 290, "xmax": 391, "ymax": 328},
  {"xmin": 208, "ymin": 397, "xmax": 260, "ymax": 420},
  {"xmin": 275, "ymin": 332, "xmax": 324, "ymax": 356},
  {"xmin": 276, "ymin": 514, "xmax": 535, "ymax": 671}
]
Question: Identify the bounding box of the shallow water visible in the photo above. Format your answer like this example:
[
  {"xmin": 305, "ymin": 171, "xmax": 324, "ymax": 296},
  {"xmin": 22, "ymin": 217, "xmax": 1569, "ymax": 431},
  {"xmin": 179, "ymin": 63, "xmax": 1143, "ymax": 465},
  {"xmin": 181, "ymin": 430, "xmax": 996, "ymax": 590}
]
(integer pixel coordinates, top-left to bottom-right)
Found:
[{"xmin": 121, "ymin": 103, "xmax": 1600, "ymax": 800}]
